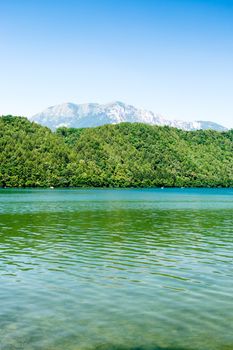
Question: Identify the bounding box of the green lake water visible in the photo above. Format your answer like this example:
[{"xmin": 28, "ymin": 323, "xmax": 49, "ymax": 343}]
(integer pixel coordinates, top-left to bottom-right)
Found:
[{"xmin": 0, "ymin": 188, "xmax": 233, "ymax": 350}]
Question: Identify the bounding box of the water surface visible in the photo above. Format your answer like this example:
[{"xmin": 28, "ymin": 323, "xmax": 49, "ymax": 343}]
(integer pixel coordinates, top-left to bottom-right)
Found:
[{"xmin": 0, "ymin": 188, "xmax": 233, "ymax": 350}]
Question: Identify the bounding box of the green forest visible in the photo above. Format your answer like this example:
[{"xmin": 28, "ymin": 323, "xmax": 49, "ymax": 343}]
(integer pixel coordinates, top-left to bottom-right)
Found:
[{"xmin": 0, "ymin": 115, "xmax": 233, "ymax": 188}]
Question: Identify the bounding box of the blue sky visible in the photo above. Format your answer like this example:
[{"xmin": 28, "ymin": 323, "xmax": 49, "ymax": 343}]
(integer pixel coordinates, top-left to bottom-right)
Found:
[{"xmin": 0, "ymin": 0, "xmax": 233, "ymax": 127}]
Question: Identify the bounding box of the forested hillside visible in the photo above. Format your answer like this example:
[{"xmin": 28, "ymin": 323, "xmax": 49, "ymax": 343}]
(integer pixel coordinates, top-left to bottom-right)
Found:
[{"xmin": 1, "ymin": 115, "xmax": 233, "ymax": 187}]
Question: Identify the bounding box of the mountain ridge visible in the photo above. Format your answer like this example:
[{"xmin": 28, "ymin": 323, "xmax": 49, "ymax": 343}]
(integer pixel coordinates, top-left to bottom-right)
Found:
[
  {"xmin": 30, "ymin": 101, "xmax": 227, "ymax": 132},
  {"xmin": 1, "ymin": 115, "xmax": 232, "ymax": 188}
]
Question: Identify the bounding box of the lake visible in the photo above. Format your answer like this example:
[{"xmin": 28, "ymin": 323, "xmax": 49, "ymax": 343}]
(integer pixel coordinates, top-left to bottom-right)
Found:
[{"xmin": 0, "ymin": 188, "xmax": 233, "ymax": 350}]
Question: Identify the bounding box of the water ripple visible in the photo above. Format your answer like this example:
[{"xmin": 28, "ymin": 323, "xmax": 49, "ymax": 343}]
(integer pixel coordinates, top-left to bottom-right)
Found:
[{"xmin": 0, "ymin": 188, "xmax": 233, "ymax": 350}]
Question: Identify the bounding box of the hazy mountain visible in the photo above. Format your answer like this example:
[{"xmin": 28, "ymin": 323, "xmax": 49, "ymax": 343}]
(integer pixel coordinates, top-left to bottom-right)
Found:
[{"xmin": 30, "ymin": 101, "xmax": 227, "ymax": 131}]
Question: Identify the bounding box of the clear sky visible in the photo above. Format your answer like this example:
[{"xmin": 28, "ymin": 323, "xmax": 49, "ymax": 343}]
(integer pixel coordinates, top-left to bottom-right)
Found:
[{"xmin": 0, "ymin": 0, "xmax": 233, "ymax": 127}]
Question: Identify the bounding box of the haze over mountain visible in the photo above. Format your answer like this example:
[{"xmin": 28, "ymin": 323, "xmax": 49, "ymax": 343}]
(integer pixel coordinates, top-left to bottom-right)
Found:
[{"xmin": 30, "ymin": 101, "xmax": 227, "ymax": 131}]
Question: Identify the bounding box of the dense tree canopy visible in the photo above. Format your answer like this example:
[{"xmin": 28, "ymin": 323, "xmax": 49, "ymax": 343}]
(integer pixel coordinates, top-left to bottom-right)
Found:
[{"xmin": 1, "ymin": 115, "xmax": 233, "ymax": 187}]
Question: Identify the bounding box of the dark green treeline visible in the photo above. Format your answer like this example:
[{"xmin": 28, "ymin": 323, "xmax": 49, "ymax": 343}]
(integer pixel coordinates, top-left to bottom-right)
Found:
[{"xmin": 0, "ymin": 115, "xmax": 232, "ymax": 187}]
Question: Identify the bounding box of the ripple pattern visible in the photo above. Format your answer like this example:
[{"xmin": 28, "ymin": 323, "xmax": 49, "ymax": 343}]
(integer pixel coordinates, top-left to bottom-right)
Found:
[{"xmin": 0, "ymin": 188, "xmax": 233, "ymax": 350}]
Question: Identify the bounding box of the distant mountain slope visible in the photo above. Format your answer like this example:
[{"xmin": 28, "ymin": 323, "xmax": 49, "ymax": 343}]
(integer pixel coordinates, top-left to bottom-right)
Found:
[
  {"xmin": 30, "ymin": 101, "xmax": 227, "ymax": 131},
  {"xmin": 1, "ymin": 115, "xmax": 232, "ymax": 188}
]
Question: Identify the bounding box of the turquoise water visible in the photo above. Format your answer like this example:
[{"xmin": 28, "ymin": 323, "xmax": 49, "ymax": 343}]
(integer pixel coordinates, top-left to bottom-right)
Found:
[{"xmin": 0, "ymin": 188, "xmax": 233, "ymax": 350}]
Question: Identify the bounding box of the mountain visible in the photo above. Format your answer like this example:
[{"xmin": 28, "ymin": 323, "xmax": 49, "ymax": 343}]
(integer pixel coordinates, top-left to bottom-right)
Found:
[
  {"xmin": 30, "ymin": 101, "xmax": 227, "ymax": 131},
  {"xmin": 1, "ymin": 116, "xmax": 233, "ymax": 188}
]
